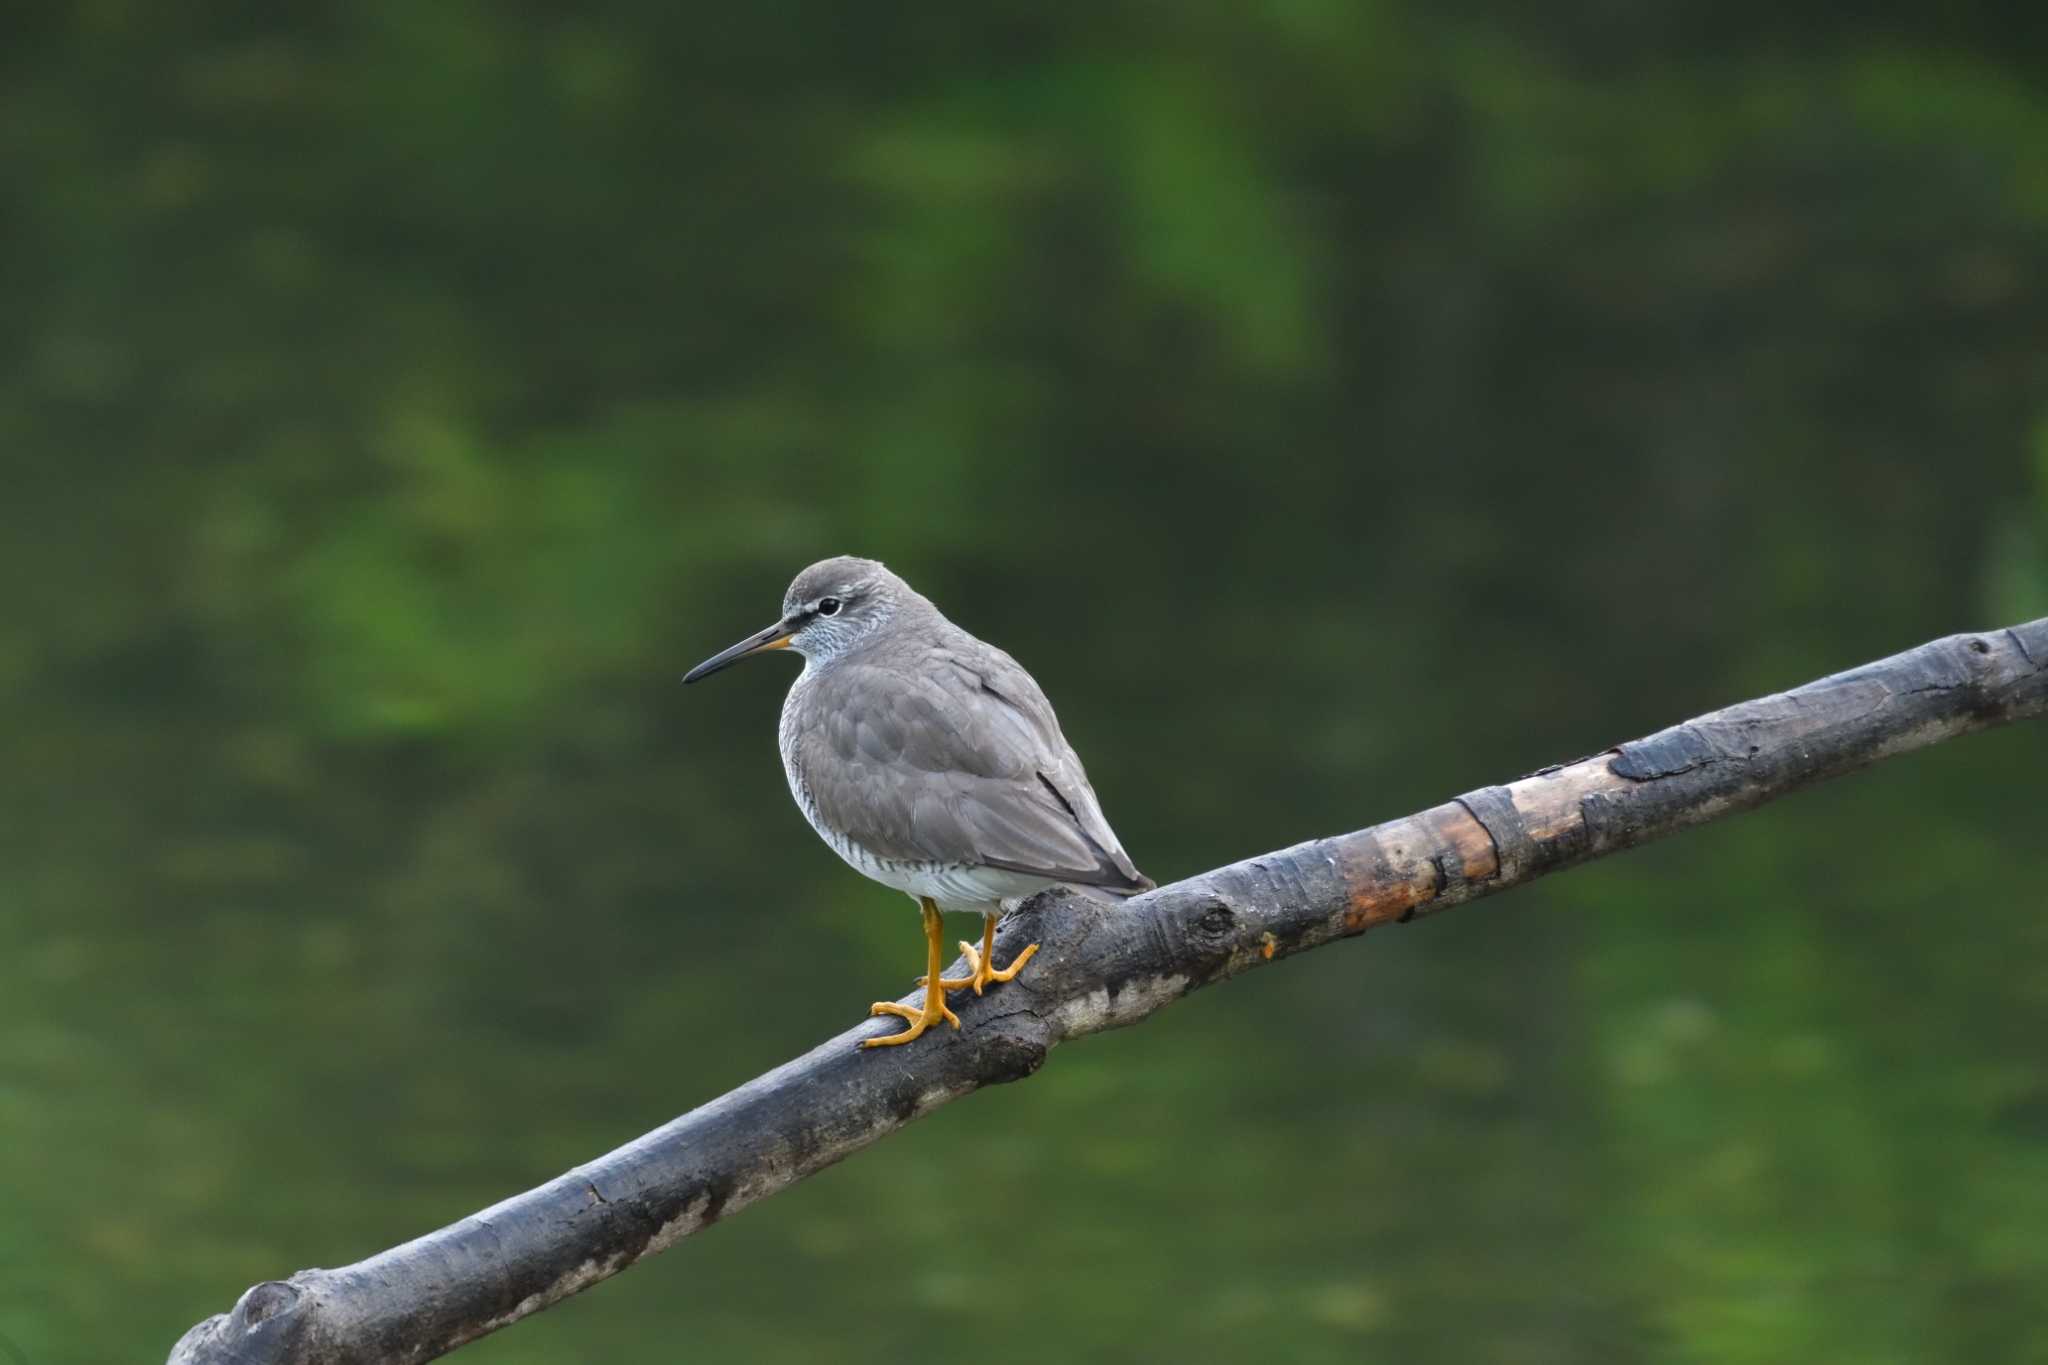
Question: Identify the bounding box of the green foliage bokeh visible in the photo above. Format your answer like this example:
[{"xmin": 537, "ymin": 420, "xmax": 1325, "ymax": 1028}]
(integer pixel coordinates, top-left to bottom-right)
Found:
[{"xmin": 2, "ymin": 5, "xmax": 2046, "ymax": 1363}]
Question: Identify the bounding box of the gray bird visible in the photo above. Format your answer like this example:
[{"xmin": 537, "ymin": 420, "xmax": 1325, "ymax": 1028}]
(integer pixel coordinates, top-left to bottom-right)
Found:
[{"xmin": 683, "ymin": 556, "xmax": 1152, "ymax": 1046}]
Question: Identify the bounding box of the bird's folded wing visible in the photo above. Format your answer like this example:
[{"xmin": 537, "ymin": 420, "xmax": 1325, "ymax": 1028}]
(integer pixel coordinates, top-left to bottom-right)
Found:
[{"xmin": 798, "ymin": 657, "xmax": 1148, "ymax": 890}]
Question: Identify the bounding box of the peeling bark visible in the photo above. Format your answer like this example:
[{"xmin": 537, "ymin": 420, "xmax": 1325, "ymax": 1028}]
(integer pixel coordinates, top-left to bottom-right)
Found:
[{"xmin": 169, "ymin": 620, "xmax": 2048, "ymax": 1365}]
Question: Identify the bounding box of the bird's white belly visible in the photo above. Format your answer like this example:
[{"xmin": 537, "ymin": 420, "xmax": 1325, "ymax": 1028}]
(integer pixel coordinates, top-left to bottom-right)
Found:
[
  {"xmin": 844, "ymin": 847, "xmax": 1054, "ymax": 914},
  {"xmin": 804, "ymin": 800, "xmax": 1055, "ymax": 913}
]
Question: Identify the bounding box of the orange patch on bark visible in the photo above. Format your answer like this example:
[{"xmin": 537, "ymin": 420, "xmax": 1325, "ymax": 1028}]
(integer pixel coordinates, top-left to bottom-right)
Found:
[{"xmin": 1334, "ymin": 802, "xmax": 1503, "ymax": 932}]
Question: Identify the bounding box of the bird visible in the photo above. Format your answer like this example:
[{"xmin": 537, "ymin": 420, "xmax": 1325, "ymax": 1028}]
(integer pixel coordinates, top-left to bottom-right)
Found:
[{"xmin": 683, "ymin": 556, "xmax": 1152, "ymax": 1047}]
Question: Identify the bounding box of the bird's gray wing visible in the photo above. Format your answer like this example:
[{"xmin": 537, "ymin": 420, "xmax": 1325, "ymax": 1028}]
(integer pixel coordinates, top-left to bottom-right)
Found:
[
  {"xmin": 949, "ymin": 645, "xmax": 1152, "ymax": 890},
  {"xmin": 796, "ymin": 655, "xmax": 1150, "ymax": 891}
]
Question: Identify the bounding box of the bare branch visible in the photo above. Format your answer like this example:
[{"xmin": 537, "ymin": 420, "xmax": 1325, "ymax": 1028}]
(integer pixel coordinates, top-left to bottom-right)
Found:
[{"xmin": 169, "ymin": 620, "xmax": 2048, "ymax": 1365}]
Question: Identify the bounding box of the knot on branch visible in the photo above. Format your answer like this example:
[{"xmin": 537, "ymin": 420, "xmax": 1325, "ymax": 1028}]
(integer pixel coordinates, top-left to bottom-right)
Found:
[
  {"xmin": 969, "ymin": 1017, "xmax": 1051, "ymax": 1085},
  {"xmin": 243, "ymin": 1282, "xmax": 300, "ymax": 1326},
  {"xmin": 167, "ymin": 1277, "xmax": 316, "ymax": 1365},
  {"xmin": 1186, "ymin": 899, "xmax": 1237, "ymax": 948}
]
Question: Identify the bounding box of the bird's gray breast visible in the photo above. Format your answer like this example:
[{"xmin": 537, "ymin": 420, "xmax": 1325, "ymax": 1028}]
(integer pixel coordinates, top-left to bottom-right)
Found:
[
  {"xmin": 777, "ymin": 663, "xmax": 1049, "ymax": 910},
  {"xmin": 779, "ymin": 669, "xmax": 922, "ymax": 884},
  {"xmin": 778, "ymin": 670, "xmax": 835, "ymax": 850}
]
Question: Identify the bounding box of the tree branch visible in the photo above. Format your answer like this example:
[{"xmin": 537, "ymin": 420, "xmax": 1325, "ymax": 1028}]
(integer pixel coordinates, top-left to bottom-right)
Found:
[{"xmin": 170, "ymin": 619, "xmax": 2048, "ymax": 1364}]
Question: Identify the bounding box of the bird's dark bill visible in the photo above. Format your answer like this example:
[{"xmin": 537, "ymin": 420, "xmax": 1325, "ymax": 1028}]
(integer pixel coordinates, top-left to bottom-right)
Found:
[{"xmin": 682, "ymin": 622, "xmax": 794, "ymax": 683}]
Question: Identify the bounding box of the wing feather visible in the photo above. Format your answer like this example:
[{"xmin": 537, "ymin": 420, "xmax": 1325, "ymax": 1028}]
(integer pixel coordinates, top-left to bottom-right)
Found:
[{"xmin": 795, "ymin": 646, "xmax": 1149, "ymax": 890}]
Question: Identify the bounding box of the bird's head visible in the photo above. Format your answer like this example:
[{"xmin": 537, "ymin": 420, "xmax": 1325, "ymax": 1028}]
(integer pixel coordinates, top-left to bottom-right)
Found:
[{"xmin": 683, "ymin": 555, "xmax": 909, "ymax": 682}]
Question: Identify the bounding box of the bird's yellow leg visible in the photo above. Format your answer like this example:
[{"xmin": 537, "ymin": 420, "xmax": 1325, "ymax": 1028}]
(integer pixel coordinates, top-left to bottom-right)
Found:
[
  {"xmin": 864, "ymin": 899, "xmax": 962, "ymax": 1048},
  {"xmin": 930, "ymin": 913, "xmax": 1039, "ymax": 996}
]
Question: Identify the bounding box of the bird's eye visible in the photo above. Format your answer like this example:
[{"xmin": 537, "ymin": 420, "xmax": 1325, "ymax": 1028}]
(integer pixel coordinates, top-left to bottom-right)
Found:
[{"xmin": 817, "ymin": 597, "xmax": 843, "ymax": 617}]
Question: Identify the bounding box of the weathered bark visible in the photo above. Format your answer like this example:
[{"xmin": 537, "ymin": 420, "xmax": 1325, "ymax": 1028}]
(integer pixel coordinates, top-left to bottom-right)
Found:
[{"xmin": 170, "ymin": 620, "xmax": 2048, "ymax": 1365}]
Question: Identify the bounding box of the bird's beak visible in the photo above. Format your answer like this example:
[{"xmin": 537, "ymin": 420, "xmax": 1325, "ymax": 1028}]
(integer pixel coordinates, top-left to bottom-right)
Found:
[{"xmin": 682, "ymin": 619, "xmax": 797, "ymax": 683}]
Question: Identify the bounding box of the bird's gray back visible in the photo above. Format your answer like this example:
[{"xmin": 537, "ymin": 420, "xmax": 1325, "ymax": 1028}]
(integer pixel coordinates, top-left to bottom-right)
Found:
[{"xmin": 780, "ymin": 603, "xmax": 1149, "ymax": 893}]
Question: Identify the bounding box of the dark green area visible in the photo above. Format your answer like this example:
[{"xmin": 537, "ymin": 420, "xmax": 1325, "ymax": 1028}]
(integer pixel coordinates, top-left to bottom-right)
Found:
[{"xmin": 4, "ymin": 5, "xmax": 2047, "ymax": 1362}]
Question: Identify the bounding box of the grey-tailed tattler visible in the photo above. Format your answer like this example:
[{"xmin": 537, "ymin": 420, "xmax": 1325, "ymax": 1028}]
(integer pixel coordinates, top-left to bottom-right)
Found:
[{"xmin": 684, "ymin": 556, "xmax": 1151, "ymax": 1046}]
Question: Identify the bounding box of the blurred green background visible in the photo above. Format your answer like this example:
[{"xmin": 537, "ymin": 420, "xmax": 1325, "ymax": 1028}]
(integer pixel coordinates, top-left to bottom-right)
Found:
[{"xmin": 5, "ymin": 4, "xmax": 2048, "ymax": 1363}]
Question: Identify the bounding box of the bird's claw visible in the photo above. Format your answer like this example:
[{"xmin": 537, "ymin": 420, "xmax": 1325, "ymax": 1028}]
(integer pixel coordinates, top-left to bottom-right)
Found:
[
  {"xmin": 918, "ymin": 938, "xmax": 1039, "ymax": 996},
  {"xmin": 862, "ymin": 996, "xmax": 961, "ymax": 1047}
]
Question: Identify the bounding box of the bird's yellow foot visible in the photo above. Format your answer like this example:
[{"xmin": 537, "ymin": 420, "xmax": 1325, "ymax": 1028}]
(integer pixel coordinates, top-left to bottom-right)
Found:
[
  {"xmin": 863, "ymin": 897, "xmax": 966, "ymax": 1049},
  {"xmin": 921, "ymin": 914, "xmax": 1039, "ymax": 996},
  {"xmin": 862, "ymin": 995, "xmax": 962, "ymax": 1047}
]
